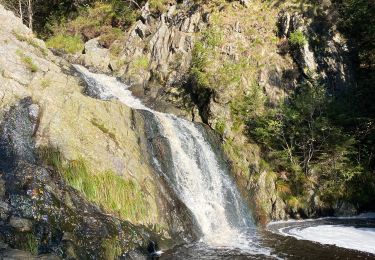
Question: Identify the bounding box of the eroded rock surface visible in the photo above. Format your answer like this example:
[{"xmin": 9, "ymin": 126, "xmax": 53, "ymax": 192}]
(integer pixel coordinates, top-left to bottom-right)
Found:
[{"xmin": 0, "ymin": 3, "xmax": 196, "ymax": 257}]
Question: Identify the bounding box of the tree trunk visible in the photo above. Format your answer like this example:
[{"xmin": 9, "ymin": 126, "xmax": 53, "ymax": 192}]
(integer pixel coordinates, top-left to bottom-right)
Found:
[
  {"xmin": 27, "ymin": 0, "xmax": 32, "ymax": 30},
  {"xmin": 18, "ymin": 0, "xmax": 23, "ymax": 22}
]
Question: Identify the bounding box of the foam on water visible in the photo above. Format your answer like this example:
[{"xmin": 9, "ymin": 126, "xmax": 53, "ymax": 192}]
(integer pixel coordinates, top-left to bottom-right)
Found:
[{"xmin": 284, "ymin": 225, "xmax": 375, "ymax": 254}]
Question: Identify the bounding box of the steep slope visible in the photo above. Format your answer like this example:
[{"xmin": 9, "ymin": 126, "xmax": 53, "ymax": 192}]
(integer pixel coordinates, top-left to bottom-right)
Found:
[
  {"xmin": 61, "ymin": 0, "xmax": 359, "ymax": 222},
  {"xmin": 0, "ymin": 4, "xmax": 196, "ymax": 258}
]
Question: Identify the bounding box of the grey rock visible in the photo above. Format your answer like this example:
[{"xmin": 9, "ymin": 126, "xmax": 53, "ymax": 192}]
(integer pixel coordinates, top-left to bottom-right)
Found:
[
  {"xmin": 335, "ymin": 202, "xmax": 357, "ymax": 217},
  {"xmin": 83, "ymin": 38, "xmax": 110, "ymax": 72},
  {"xmin": 140, "ymin": 2, "xmax": 151, "ymax": 24},
  {"xmin": 9, "ymin": 216, "xmax": 33, "ymax": 232},
  {"xmin": 28, "ymin": 104, "xmax": 39, "ymax": 122},
  {"xmin": 135, "ymin": 21, "xmax": 151, "ymax": 39},
  {"xmin": 240, "ymin": 0, "xmax": 250, "ymax": 8},
  {"xmin": 278, "ymin": 11, "xmax": 291, "ymax": 38}
]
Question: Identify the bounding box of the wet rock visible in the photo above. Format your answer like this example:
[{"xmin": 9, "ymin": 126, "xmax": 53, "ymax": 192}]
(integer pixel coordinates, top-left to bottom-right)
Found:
[
  {"xmin": 335, "ymin": 202, "xmax": 357, "ymax": 217},
  {"xmin": 9, "ymin": 217, "xmax": 33, "ymax": 232},
  {"xmin": 0, "ymin": 201, "xmax": 10, "ymax": 220},
  {"xmin": 28, "ymin": 104, "xmax": 39, "ymax": 123},
  {"xmin": 0, "ymin": 100, "xmax": 153, "ymax": 258}
]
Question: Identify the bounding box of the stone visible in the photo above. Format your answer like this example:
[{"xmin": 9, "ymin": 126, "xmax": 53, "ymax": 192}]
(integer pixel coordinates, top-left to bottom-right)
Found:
[
  {"xmin": 240, "ymin": 0, "xmax": 250, "ymax": 8},
  {"xmin": 28, "ymin": 104, "xmax": 39, "ymax": 122},
  {"xmin": 83, "ymin": 38, "xmax": 110, "ymax": 72},
  {"xmin": 9, "ymin": 217, "xmax": 33, "ymax": 232},
  {"xmin": 278, "ymin": 11, "xmax": 291, "ymax": 38},
  {"xmin": 135, "ymin": 21, "xmax": 151, "ymax": 39},
  {"xmin": 335, "ymin": 202, "xmax": 357, "ymax": 217}
]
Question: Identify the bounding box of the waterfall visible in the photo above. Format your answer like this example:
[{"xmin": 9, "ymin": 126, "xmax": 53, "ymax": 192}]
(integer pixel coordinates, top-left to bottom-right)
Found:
[{"xmin": 74, "ymin": 65, "xmax": 260, "ymax": 251}]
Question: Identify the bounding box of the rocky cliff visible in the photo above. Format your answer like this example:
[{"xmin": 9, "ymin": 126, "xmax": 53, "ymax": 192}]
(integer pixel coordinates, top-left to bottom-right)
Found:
[
  {"xmin": 0, "ymin": 0, "xmax": 359, "ymax": 258},
  {"xmin": 0, "ymin": 4, "xmax": 197, "ymax": 258},
  {"xmin": 67, "ymin": 0, "xmax": 354, "ymax": 222}
]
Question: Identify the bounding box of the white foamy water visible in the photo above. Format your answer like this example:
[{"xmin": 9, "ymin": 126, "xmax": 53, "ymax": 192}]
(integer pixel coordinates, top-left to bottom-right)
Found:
[
  {"xmin": 285, "ymin": 225, "xmax": 375, "ymax": 254},
  {"xmin": 73, "ymin": 65, "xmax": 267, "ymax": 254}
]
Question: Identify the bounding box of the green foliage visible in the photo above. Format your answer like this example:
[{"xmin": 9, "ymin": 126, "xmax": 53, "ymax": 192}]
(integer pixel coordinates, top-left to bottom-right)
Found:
[
  {"xmin": 102, "ymin": 238, "xmax": 123, "ymax": 260},
  {"xmin": 46, "ymin": 34, "xmax": 84, "ymax": 54},
  {"xmin": 12, "ymin": 31, "xmax": 48, "ymax": 56},
  {"xmin": 149, "ymin": 0, "xmax": 169, "ymax": 13},
  {"xmin": 16, "ymin": 50, "xmax": 38, "ymax": 72},
  {"xmin": 133, "ymin": 55, "xmax": 150, "ymax": 70},
  {"xmin": 289, "ymin": 31, "xmax": 307, "ymax": 46},
  {"xmin": 230, "ymin": 82, "xmax": 265, "ymax": 122},
  {"xmin": 248, "ymin": 79, "xmax": 363, "ymax": 207},
  {"xmin": 39, "ymin": 148, "xmax": 150, "ymax": 222},
  {"xmin": 24, "ymin": 234, "xmax": 38, "ymax": 255}
]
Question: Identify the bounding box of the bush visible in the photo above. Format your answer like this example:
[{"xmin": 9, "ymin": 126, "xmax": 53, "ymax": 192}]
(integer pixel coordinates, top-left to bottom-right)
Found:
[
  {"xmin": 46, "ymin": 34, "xmax": 84, "ymax": 54},
  {"xmin": 289, "ymin": 31, "xmax": 307, "ymax": 46}
]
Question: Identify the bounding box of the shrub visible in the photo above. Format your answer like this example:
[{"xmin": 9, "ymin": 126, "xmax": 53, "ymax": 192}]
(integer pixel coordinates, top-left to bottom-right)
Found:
[
  {"xmin": 149, "ymin": 0, "xmax": 169, "ymax": 13},
  {"xmin": 46, "ymin": 34, "xmax": 84, "ymax": 54},
  {"xmin": 133, "ymin": 55, "xmax": 149, "ymax": 70},
  {"xmin": 289, "ymin": 31, "xmax": 307, "ymax": 46}
]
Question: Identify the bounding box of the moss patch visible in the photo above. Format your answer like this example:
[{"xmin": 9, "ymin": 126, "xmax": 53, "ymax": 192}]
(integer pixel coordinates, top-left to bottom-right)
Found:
[{"xmin": 39, "ymin": 148, "xmax": 150, "ymax": 223}]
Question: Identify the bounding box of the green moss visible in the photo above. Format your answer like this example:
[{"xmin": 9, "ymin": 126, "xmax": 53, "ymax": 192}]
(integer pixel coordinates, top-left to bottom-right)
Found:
[
  {"xmin": 102, "ymin": 238, "xmax": 122, "ymax": 260},
  {"xmin": 289, "ymin": 31, "xmax": 307, "ymax": 46},
  {"xmin": 91, "ymin": 118, "xmax": 118, "ymax": 144},
  {"xmin": 133, "ymin": 55, "xmax": 149, "ymax": 70},
  {"xmin": 214, "ymin": 119, "xmax": 226, "ymax": 135},
  {"xmin": 16, "ymin": 50, "xmax": 38, "ymax": 72},
  {"xmin": 46, "ymin": 34, "xmax": 84, "ymax": 54},
  {"xmin": 287, "ymin": 196, "xmax": 300, "ymax": 211},
  {"xmin": 24, "ymin": 234, "xmax": 38, "ymax": 255},
  {"xmin": 99, "ymin": 28, "xmax": 124, "ymax": 48},
  {"xmin": 39, "ymin": 148, "xmax": 150, "ymax": 223}
]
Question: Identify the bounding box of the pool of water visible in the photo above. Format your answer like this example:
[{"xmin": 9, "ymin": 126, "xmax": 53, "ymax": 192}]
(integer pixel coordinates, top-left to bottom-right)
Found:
[{"xmin": 161, "ymin": 217, "xmax": 375, "ymax": 259}]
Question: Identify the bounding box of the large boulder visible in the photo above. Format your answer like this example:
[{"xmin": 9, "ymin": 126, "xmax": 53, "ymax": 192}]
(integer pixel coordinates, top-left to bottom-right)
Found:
[{"xmin": 83, "ymin": 38, "xmax": 110, "ymax": 72}]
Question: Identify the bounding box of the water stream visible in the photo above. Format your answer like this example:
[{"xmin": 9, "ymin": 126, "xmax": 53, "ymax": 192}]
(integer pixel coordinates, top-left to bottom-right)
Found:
[{"xmin": 74, "ymin": 65, "xmax": 375, "ymax": 259}]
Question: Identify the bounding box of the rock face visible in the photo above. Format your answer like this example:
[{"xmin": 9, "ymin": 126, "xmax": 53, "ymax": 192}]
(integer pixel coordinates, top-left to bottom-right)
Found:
[
  {"xmin": 82, "ymin": 38, "xmax": 110, "ymax": 72},
  {"xmin": 0, "ymin": 98, "xmax": 152, "ymax": 258},
  {"xmin": 0, "ymin": 4, "xmax": 197, "ymax": 257},
  {"xmin": 277, "ymin": 9, "xmax": 352, "ymax": 90}
]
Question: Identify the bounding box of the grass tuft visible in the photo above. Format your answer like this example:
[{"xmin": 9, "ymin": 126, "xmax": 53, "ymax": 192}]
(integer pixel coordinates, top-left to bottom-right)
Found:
[
  {"xmin": 39, "ymin": 148, "xmax": 150, "ymax": 223},
  {"xmin": 46, "ymin": 34, "xmax": 84, "ymax": 54},
  {"xmin": 16, "ymin": 50, "xmax": 38, "ymax": 72}
]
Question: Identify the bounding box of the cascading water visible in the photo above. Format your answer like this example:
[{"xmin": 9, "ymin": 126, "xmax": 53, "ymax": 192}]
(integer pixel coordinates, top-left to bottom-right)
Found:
[{"xmin": 73, "ymin": 65, "xmax": 266, "ymax": 254}]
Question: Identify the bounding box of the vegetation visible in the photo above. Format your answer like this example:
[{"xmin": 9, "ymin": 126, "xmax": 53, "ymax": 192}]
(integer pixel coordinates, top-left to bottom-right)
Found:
[
  {"xmin": 46, "ymin": 34, "xmax": 84, "ymax": 54},
  {"xmin": 248, "ymin": 71, "xmax": 375, "ymax": 212},
  {"xmin": 23, "ymin": 234, "xmax": 38, "ymax": 255},
  {"xmin": 16, "ymin": 49, "xmax": 38, "ymax": 72},
  {"xmin": 13, "ymin": 30, "xmax": 48, "ymax": 55},
  {"xmin": 289, "ymin": 31, "xmax": 307, "ymax": 46},
  {"xmin": 39, "ymin": 148, "xmax": 150, "ymax": 223},
  {"xmin": 102, "ymin": 238, "xmax": 123, "ymax": 260}
]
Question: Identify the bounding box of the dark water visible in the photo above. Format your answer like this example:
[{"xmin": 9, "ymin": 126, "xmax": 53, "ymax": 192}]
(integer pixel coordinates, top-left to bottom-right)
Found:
[{"xmin": 161, "ymin": 218, "xmax": 375, "ymax": 260}]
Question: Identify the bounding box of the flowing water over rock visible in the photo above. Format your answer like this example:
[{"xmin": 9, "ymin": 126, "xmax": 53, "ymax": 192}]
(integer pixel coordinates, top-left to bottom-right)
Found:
[
  {"xmin": 73, "ymin": 65, "xmax": 269, "ymax": 254},
  {"xmin": 74, "ymin": 65, "xmax": 375, "ymax": 259}
]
